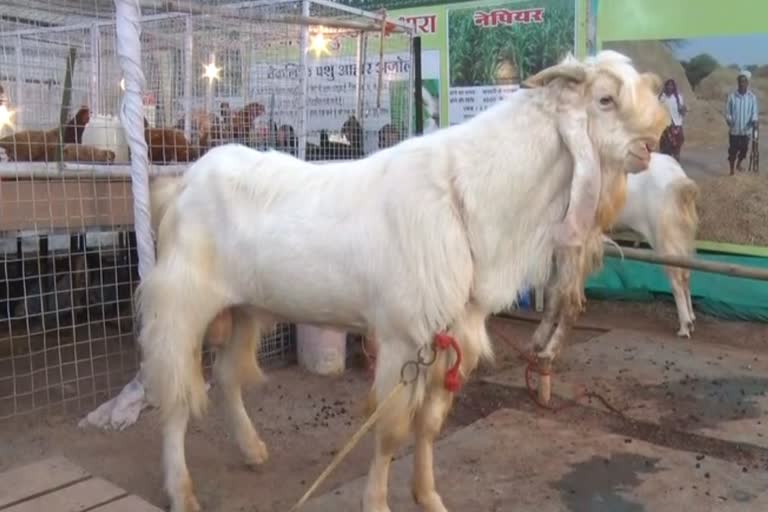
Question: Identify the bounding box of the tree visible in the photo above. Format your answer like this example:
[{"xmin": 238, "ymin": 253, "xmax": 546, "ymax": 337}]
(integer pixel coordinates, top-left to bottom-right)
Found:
[{"xmin": 681, "ymin": 53, "xmax": 719, "ymax": 88}]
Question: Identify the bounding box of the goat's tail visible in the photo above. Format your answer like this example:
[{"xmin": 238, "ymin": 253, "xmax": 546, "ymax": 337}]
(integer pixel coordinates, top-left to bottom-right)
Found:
[
  {"xmin": 138, "ymin": 177, "xmax": 216, "ymax": 420},
  {"xmin": 659, "ymin": 177, "xmax": 699, "ymax": 257},
  {"xmin": 137, "ymin": 264, "xmax": 214, "ymax": 420}
]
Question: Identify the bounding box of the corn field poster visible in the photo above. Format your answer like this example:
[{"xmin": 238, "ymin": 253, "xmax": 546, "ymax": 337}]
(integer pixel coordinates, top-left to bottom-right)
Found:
[{"xmin": 446, "ymin": 0, "xmax": 575, "ymax": 125}]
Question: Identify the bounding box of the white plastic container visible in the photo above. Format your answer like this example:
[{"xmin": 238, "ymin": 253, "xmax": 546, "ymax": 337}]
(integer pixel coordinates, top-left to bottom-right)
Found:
[
  {"xmin": 296, "ymin": 324, "xmax": 347, "ymax": 376},
  {"xmin": 81, "ymin": 114, "xmax": 130, "ymax": 163}
]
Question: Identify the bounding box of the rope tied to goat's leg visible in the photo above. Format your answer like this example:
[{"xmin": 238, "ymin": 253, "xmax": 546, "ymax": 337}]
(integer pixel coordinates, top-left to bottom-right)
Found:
[
  {"xmin": 289, "ymin": 332, "xmax": 461, "ymax": 511},
  {"xmin": 490, "ymin": 325, "xmax": 628, "ymax": 416},
  {"xmin": 288, "ymin": 379, "xmax": 407, "ymax": 512}
]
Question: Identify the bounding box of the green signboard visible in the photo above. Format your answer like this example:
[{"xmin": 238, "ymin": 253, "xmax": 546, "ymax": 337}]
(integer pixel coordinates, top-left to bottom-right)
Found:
[
  {"xmin": 387, "ymin": 0, "xmax": 583, "ymax": 128},
  {"xmin": 336, "ymin": 0, "xmax": 456, "ymax": 10},
  {"xmin": 597, "ymin": 0, "xmax": 768, "ymax": 43}
]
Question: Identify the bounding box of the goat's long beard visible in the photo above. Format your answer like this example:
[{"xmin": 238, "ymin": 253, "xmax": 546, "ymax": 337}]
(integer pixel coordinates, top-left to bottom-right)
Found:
[{"xmin": 594, "ymin": 164, "xmax": 628, "ymax": 233}]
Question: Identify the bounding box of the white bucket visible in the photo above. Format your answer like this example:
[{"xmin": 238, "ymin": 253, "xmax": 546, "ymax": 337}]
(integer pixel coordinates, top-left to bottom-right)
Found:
[
  {"xmin": 81, "ymin": 114, "xmax": 130, "ymax": 163},
  {"xmin": 296, "ymin": 324, "xmax": 347, "ymax": 376}
]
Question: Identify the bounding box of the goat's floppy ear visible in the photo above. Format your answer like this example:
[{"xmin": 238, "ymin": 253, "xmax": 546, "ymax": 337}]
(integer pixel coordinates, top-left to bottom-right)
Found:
[
  {"xmin": 551, "ymin": 114, "xmax": 602, "ymax": 248},
  {"xmin": 523, "ymin": 62, "xmax": 587, "ymax": 88}
]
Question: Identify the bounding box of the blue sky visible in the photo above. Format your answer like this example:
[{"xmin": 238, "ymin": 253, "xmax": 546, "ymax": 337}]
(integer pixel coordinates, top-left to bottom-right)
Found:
[{"xmin": 671, "ymin": 33, "xmax": 768, "ymax": 67}]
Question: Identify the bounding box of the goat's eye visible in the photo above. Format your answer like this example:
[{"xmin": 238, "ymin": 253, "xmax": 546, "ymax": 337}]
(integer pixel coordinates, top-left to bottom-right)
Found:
[{"xmin": 599, "ymin": 96, "xmax": 613, "ymax": 106}]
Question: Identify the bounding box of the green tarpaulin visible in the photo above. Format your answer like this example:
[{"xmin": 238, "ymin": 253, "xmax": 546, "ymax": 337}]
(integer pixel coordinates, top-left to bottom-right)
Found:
[{"xmin": 586, "ymin": 251, "xmax": 768, "ymax": 322}]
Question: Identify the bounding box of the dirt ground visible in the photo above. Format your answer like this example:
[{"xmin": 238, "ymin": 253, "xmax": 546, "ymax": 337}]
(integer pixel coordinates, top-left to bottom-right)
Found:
[{"xmin": 1, "ymin": 299, "xmax": 768, "ymax": 511}]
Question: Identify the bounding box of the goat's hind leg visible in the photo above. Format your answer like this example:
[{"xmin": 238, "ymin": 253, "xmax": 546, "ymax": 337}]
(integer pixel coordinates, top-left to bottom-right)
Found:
[
  {"xmin": 668, "ymin": 267, "xmax": 693, "ymax": 338},
  {"xmin": 213, "ymin": 307, "xmax": 269, "ymax": 467},
  {"xmin": 685, "ymin": 271, "xmax": 696, "ymax": 329},
  {"xmin": 164, "ymin": 405, "xmax": 201, "ymax": 512},
  {"xmin": 143, "ymin": 293, "xmax": 222, "ymax": 512},
  {"xmin": 139, "ymin": 260, "xmax": 232, "ymax": 512}
]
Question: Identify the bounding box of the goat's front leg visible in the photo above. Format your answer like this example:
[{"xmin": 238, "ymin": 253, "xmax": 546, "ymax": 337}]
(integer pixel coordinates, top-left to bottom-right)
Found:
[
  {"xmin": 536, "ymin": 246, "xmax": 583, "ymax": 360},
  {"xmin": 412, "ymin": 380, "xmax": 453, "ymax": 512},
  {"xmin": 164, "ymin": 405, "xmax": 200, "ymax": 512},
  {"xmin": 537, "ymin": 302, "xmax": 574, "ymax": 361},
  {"xmin": 363, "ymin": 346, "xmax": 414, "ymax": 512},
  {"xmin": 530, "ymin": 279, "xmax": 561, "ymax": 353}
]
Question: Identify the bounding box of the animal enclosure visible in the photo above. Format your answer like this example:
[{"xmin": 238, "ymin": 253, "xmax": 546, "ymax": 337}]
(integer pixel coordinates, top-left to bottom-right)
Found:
[{"xmin": 0, "ymin": 0, "xmax": 415, "ymax": 419}]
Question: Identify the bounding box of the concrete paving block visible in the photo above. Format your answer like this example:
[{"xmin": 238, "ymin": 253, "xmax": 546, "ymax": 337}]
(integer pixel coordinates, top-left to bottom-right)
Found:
[
  {"xmin": 484, "ymin": 330, "xmax": 768, "ymax": 449},
  {"xmin": 301, "ymin": 408, "xmax": 768, "ymax": 512}
]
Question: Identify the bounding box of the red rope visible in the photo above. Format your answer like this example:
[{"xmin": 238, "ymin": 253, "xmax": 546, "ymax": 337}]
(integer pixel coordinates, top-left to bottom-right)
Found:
[
  {"xmin": 491, "ymin": 327, "xmax": 626, "ymax": 416},
  {"xmin": 434, "ymin": 332, "xmax": 462, "ymax": 392},
  {"xmin": 361, "ymin": 332, "xmax": 464, "ymax": 393}
]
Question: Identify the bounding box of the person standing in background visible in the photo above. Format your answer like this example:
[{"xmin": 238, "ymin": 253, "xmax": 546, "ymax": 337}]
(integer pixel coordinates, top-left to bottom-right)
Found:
[
  {"xmin": 726, "ymin": 71, "xmax": 759, "ymax": 175},
  {"xmin": 658, "ymin": 79, "xmax": 687, "ymax": 161}
]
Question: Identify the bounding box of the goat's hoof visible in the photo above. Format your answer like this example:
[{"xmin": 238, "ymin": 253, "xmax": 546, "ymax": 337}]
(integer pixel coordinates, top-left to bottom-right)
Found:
[
  {"xmin": 243, "ymin": 438, "xmax": 269, "ymax": 467},
  {"xmin": 361, "ymin": 501, "xmax": 391, "ymax": 512},
  {"xmin": 677, "ymin": 328, "xmax": 691, "ymax": 339},
  {"xmin": 170, "ymin": 494, "xmax": 201, "ymax": 512},
  {"xmin": 413, "ymin": 490, "xmax": 448, "ymax": 512}
]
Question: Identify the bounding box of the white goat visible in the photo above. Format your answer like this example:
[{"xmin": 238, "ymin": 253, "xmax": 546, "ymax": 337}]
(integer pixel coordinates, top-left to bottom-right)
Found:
[
  {"xmin": 530, "ymin": 152, "xmax": 698, "ymax": 366},
  {"xmin": 139, "ymin": 50, "xmax": 668, "ymax": 512},
  {"xmin": 613, "ymin": 152, "xmax": 700, "ymax": 337}
]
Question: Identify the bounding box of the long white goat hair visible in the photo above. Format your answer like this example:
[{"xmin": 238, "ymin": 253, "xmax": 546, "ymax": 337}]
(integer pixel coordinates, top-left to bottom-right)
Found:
[{"xmin": 614, "ymin": 152, "xmax": 699, "ymax": 336}]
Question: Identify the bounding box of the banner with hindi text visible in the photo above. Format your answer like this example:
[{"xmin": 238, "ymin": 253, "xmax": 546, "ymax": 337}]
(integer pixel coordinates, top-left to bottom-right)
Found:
[{"xmin": 446, "ymin": 0, "xmax": 576, "ymax": 125}]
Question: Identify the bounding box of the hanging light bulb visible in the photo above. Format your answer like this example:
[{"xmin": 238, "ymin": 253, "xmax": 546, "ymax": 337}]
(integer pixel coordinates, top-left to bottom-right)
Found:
[
  {"xmin": 203, "ymin": 59, "xmax": 222, "ymax": 81},
  {"xmin": 120, "ymin": 78, "xmax": 126, "ymax": 91},
  {"xmin": 308, "ymin": 30, "xmax": 331, "ymax": 57},
  {"xmin": 0, "ymin": 104, "xmax": 16, "ymax": 130}
]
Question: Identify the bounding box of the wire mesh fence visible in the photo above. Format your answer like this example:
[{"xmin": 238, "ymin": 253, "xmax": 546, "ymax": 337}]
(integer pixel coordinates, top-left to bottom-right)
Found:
[{"xmin": 0, "ymin": 0, "xmax": 415, "ymax": 420}]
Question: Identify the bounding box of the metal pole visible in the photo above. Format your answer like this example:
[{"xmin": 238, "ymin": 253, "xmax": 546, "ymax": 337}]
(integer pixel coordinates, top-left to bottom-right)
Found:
[
  {"xmin": 297, "ymin": 0, "xmax": 310, "ymax": 161},
  {"xmin": 412, "ymin": 36, "xmax": 423, "ymax": 136},
  {"xmin": 604, "ymin": 245, "xmax": 768, "ymax": 281},
  {"xmin": 587, "ymin": 0, "xmax": 598, "ymax": 56},
  {"xmin": 205, "ymin": 51, "xmax": 216, "ymax": 116},
  {"xmin": 90, "ymin": 24, "xmax": 102, "ymax": 115},
  {"xmin": 354, "ymin": 31, "xmax": 364, "ymax": 122},
  {"xmin": 183, "ymin": 15, "xmax": 193, "ymax": 140},
  {"xmin": 14, "ymin": 35, "xmax": 23, "ymax": 129}
]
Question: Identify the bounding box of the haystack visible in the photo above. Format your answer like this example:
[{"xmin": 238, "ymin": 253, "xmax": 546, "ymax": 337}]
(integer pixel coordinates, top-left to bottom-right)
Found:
[
  {"xmin": 604, "ymin": 40, "xmax": 695, "ymax": 98},
  {"xmin": 697, "ymin": 174, "xmax": 768, "ymax": 246},
  {"xmin": 697, "ymin": 67, "xmax": 768, "ymax": 110},
  {"xmin": 603, "ymin": 40, "xmax": 726, "ymax": 147}
]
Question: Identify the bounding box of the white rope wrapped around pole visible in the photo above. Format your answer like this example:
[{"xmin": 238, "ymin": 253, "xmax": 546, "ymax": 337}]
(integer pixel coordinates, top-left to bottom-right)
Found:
[
  {"xmin": 78, "ymin": 0, "xmax": 155, "ymax": 432},
  {"xmin": 116, "ymin": 0, "xmax": 155, "ymax": 279}
]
